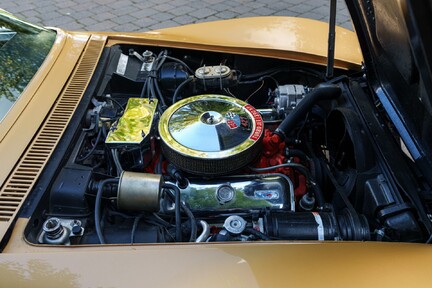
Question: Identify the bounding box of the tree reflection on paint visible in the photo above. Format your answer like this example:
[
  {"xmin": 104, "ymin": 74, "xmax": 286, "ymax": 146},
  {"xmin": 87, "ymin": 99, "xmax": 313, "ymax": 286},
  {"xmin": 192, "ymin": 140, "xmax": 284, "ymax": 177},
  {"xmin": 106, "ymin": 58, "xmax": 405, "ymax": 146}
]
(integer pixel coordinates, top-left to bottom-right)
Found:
[
  {"xmin": 0, "ymin": 14, "xmax": 56, "ymax": 120},
  {"xmin": 0, "ymin": 259, "xmax": 80, "ymax": 288}
]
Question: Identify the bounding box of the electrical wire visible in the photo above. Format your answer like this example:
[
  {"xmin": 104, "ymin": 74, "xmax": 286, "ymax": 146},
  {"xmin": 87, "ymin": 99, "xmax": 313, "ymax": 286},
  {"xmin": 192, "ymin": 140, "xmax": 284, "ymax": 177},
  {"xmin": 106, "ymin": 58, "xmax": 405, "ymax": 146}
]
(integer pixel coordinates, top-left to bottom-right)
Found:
[
  {"xmin": 240, "ymin": 66, "xmax": 324, "ymax": 81},
  {"xmin": 131, "ymin": 215, "xmax": 143, "ymax": 244},
  {"xmin": 163, "ymin": 183, "xmax": 182, "ymax": 241},
  {"xmin": 98, "ymin": 95, "xmax": 125, "ymax": 113},
  {"xmin": 163, "ymin": 55, "xmax": 194, "ymax": 74},
  {"xmin": 249, "ymin": 163, "xmax": 313, "ymax": 184},
  {"xmin": 95, "ymin": 178, "xmax": 119, "ymax": 244},
  {"xmin": 155, "ymin": 50, "xmax": 168, "ymax": 70},
  {"xmin": 107, "ymin": 209, "xmax": 136, "ymax": 219},
  {"xmin": 139, "ymin": 78, "xmax": 148, "ymax": 98},
  {"xmin": 293, "ymin": 112, "xmax": 311, "ymax": 142},
  {"xmin": 151, "ymin": 51, "xmax": 168, "ymax": 110},
  {"xmin": 239, "ymin": 75, "xmax": 278, "ymax": 85},
  {"xmin": 153, "ymin": 77, "xmax": 167, "ymax": 108},
  {"xmin": 156, "ymin": 154, "xmax": 164, "ymax": 174},
  {"xmin": 172, "ymin": 77, "xmax": 193, "ymax": 103},
  {"xmin": 224, "ymin": 88, "xmax": 236, "ymax": 98},
  {"xmin": 245, "ymin": 81, "xmax": 265, "ymax": 102},
  {"xmin": 111, "ymin": 149, "xmax": 123, "ymax": 177},
  {"xmin": 163, "ymin": 184, "xmax": 197, "ymax": 242},
  {"xmin": 76, "ymin": 128, "xmax": 103, "ymax": 162},
  {"xmin": 152, "ymin": 212, "xmax": 172, "ymax": 228},
  {"xmin": 139, "ymin": 51, "xmax": 196, "ymax": 109},
  {"xmin": 181, "ymin": 200, "xmax": 197, "ymax": 242}
]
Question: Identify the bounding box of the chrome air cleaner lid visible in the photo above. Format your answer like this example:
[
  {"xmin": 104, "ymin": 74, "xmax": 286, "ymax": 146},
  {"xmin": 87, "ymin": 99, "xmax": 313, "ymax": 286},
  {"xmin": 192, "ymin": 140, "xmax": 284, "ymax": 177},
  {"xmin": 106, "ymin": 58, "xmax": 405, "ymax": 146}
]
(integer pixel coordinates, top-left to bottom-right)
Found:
[{"xmin": 159, "ymin": 95, "xmax": 263, "ymax": 175}]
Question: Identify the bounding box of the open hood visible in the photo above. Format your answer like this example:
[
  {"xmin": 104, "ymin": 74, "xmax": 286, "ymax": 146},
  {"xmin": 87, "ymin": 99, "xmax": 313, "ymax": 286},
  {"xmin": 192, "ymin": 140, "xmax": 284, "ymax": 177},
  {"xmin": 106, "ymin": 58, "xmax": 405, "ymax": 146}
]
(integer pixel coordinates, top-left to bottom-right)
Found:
[{"xmin": 345, "ymin": 0, "xmax": 432, "ymax": 185}]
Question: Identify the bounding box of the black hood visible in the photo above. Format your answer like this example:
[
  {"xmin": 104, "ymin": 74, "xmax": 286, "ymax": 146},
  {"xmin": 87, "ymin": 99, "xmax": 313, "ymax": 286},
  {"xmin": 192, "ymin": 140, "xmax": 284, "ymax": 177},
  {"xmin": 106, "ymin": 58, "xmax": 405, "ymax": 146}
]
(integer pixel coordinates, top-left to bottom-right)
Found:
[{"xmin": 345, "ymin": 0, "xmax": 432, "ymax": 184}]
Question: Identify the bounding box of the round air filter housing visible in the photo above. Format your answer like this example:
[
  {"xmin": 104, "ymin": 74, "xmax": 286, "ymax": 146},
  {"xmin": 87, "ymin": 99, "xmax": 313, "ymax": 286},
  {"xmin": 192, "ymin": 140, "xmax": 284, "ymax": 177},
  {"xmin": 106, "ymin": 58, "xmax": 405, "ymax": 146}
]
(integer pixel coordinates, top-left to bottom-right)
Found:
[{"xmin": 159, "ymin": 95, "xmax": 264, "ymax": 175}]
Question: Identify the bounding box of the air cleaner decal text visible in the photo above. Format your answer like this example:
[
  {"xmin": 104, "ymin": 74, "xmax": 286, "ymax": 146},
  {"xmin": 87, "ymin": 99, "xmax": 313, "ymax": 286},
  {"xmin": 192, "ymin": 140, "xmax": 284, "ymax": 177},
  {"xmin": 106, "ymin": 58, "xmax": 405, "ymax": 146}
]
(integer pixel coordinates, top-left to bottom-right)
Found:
[{"xmin": 244, "ymin": 104, "xmax": 263, "ymax": 141}]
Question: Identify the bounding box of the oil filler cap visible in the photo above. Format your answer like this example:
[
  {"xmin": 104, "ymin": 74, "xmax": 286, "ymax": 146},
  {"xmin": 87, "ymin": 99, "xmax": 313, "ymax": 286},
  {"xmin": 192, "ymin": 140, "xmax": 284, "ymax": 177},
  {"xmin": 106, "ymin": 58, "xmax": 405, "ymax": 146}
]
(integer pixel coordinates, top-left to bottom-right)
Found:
[{"xmin": 217, "ymin": 184, "xmax": 235, "ymax": 204}]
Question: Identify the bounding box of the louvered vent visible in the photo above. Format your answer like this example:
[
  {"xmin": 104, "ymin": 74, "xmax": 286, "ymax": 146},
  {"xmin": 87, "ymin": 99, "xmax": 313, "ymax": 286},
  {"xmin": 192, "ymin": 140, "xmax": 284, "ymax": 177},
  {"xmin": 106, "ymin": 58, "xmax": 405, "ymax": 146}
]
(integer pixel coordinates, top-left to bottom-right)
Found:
[{"xmin": 0, "ymin": 36, "xmax": 105, "ymax": 239}]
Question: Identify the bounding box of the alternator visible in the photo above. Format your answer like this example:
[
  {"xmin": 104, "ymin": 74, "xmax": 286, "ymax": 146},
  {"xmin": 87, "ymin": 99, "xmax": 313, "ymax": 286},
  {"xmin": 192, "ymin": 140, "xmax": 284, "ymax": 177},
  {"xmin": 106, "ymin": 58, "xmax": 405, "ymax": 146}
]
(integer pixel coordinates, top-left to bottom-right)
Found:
[{"xmin": 273, "ymin": 84, "xmax": 309, "ymax": 115}]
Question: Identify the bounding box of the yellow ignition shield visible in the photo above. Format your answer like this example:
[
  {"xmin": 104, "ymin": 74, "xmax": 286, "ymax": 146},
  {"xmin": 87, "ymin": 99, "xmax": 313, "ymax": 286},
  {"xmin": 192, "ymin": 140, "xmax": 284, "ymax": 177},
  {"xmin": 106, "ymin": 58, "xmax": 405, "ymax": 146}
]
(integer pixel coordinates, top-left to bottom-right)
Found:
[{"xmin": 105, "ymin": 98, "xmax": 157, "ymax": 147}]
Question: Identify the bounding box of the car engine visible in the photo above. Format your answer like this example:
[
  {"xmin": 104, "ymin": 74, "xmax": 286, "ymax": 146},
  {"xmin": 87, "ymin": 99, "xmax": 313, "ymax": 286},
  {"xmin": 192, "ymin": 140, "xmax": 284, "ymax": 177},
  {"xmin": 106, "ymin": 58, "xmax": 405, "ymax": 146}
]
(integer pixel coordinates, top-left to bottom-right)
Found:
[{"xmin": 25, "ymin": 45, "xmax": 425, "ymax": 245}]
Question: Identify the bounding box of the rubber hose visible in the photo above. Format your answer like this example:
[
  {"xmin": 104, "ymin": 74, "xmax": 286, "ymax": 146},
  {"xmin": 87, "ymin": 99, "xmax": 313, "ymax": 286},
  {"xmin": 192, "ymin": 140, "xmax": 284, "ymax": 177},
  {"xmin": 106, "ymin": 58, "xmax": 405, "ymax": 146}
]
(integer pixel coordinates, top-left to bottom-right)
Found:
[
  {"xmin": 244, "ymin": 228, "xmax": 271, "ymax": 240},
  {"xmin": 287, "ymin": 149, "xmax": 310, "ymax": 163},
  {"xmin": 275, "ymin": 84, "xmax": 341, "ymax": 139},
  {"xmin": 312, "ymin": 183, "xmax": 325, "ymax": 209}
]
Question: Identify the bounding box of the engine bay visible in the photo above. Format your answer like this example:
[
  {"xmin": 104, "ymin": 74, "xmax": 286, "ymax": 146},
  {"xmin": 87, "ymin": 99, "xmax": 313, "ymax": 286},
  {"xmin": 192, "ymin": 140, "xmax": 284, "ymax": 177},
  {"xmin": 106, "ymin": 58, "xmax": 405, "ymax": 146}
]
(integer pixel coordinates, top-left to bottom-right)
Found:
[{"xmin": 24, "ymin": 44, "xmax": 426, "ymax": 245}]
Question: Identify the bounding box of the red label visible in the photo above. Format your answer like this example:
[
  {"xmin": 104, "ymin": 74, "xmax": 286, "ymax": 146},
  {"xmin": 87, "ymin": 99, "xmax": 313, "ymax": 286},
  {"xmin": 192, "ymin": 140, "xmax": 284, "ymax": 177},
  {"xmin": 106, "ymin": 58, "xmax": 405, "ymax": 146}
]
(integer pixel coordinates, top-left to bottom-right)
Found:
[
  {"xmin": 226, "ymin": 119, "xmax": 237, "ymax": 129},
  {"xmin": 240, "ymin": 116, "xmax": 249, "ymax": 128},
  {"xmin": 244, "ymin": 104, "xmax": 263, "ymax": 141}
]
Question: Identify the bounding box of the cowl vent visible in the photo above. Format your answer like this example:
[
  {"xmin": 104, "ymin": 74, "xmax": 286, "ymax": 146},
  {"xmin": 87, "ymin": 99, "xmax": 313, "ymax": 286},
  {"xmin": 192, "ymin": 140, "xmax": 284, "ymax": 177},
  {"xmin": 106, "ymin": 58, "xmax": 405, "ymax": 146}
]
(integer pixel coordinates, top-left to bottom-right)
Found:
[{"xmin": 0, "ymin": 36, "xmax": 105, "ymax": 241}]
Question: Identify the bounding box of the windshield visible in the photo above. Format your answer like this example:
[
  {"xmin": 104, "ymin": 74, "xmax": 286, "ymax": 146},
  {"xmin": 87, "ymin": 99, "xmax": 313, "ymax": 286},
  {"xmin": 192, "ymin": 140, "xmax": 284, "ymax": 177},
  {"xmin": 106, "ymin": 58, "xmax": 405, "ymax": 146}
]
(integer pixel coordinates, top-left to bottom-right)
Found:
[{"xmin": 0, "ymin": 12, "xmax": 56, "ymax": 122}]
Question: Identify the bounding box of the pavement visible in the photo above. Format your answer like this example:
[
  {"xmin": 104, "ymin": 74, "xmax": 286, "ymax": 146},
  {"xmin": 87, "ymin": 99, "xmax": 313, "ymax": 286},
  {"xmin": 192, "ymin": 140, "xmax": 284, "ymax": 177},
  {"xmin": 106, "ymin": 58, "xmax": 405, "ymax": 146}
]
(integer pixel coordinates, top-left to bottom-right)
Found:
[{"xmin": 0, "ymin": 0, "xmax": 352, "ymax": 32}]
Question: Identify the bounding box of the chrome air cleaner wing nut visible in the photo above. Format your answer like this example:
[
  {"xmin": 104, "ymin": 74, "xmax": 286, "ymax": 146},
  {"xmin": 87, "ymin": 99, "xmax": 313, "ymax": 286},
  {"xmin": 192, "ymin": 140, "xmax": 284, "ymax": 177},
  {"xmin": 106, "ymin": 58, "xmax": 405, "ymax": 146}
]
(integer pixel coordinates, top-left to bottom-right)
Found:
[{"xmin": 158, "ymin": 95, "xmax": 264, "ymax": 175}]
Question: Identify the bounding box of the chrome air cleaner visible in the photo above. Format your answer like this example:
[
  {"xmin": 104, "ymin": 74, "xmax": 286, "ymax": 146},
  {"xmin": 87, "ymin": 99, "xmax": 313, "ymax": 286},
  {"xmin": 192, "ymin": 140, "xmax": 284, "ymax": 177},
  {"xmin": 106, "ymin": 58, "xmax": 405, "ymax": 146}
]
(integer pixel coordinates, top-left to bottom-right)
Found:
[{"xmin": 158, "ymin": 95, "xmax": 264, "ymax": 175}]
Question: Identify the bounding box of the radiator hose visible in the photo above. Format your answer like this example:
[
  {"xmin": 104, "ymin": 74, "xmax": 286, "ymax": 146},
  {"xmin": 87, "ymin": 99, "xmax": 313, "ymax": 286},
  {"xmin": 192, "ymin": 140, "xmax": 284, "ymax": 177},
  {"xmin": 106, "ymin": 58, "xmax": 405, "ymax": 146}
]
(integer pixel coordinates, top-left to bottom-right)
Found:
[{"xmin": 274, "ymin": 83, "xmax": 341, "ymax": 140}]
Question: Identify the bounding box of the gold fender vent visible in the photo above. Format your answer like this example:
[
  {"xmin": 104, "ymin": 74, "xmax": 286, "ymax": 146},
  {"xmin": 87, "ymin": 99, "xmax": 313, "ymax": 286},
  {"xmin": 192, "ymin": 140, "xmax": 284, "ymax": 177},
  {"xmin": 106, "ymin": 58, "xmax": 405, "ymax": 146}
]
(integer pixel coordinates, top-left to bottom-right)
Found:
[{"xmin": 0, "ymin": 36, "xmax": 105, "ymax": 241}]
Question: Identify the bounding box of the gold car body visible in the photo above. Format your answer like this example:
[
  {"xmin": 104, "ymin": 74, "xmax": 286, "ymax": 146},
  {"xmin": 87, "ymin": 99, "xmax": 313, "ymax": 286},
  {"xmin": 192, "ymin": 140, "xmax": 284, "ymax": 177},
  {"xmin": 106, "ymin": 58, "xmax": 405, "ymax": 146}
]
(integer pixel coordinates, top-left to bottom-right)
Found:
[{"xmin": 3, "ymin": 14, "xmax": 430, "ymax": 288}]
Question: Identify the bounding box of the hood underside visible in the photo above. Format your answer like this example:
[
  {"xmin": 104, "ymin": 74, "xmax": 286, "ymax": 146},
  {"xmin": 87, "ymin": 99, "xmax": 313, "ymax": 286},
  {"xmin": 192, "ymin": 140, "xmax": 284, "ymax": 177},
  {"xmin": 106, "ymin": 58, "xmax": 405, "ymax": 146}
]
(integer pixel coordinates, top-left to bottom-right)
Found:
[{"xmin": 346, "ymin": 0, "xmax": 432, "ymax": 185}]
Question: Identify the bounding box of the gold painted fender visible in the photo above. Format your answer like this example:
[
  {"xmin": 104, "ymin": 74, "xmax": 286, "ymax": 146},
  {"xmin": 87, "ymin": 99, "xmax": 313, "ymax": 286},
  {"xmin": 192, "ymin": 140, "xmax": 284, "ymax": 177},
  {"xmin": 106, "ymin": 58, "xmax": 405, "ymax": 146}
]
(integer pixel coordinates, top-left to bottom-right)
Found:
[
  {"xmin": 2, "ymin": 219, "xmax": 432, "ymax": 288},
  {"xmin": 106, "ymin": 17, "xmax": 362, "ymax": 70}
]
